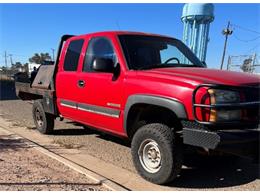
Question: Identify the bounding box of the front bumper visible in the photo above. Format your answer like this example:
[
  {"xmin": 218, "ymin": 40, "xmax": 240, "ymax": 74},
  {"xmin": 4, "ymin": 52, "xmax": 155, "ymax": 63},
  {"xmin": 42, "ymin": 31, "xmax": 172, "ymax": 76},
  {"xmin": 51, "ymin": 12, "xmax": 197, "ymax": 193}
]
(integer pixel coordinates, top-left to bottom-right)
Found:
[
  {"xmin": 183, "ymin": 127, "xmax": 259, "ymax": 157},
  {"xmin": 187, "ymin": 83, "xmax": 260, "ymax": 158},
  {"xmin": 183, "ymin": 128, "xmax": 259, "ymax": 149}
]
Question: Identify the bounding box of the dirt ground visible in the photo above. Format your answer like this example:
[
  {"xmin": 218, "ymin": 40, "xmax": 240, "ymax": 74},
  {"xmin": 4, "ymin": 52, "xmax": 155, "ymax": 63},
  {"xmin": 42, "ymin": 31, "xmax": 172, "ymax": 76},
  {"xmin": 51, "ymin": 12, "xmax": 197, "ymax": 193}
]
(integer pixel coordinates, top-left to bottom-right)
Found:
[{"xmin": 0, "ymin": 132, "xmax": 106, "ymax": 191}]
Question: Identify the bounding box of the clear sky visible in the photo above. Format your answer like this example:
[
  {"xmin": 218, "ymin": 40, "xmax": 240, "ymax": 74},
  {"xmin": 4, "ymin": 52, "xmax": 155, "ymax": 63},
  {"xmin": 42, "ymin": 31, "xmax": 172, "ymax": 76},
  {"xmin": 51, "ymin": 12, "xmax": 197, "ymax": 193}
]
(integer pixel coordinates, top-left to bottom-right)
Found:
[{"xmin": 0, "ymin": 3, "xmax": 259, "ymax": 69}]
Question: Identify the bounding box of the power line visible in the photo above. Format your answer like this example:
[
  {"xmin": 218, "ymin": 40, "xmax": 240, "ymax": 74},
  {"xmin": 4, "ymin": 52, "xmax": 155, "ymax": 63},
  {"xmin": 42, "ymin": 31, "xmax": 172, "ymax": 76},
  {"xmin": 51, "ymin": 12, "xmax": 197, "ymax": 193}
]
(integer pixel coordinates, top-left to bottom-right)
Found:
[
  {"xmin": 229, "ymin": 23, "xmax": 260, "ymax": 55},
  {"xmin": 233, "ymin": 33, "xmax": 260, "ymax": 42},
  {"xmin": 244, "ymin": 43, "xmax": 260, "ymax": 54},
  {"xmin": 231, "ymin": 23, "xmax": 260, "ymax": 35}
]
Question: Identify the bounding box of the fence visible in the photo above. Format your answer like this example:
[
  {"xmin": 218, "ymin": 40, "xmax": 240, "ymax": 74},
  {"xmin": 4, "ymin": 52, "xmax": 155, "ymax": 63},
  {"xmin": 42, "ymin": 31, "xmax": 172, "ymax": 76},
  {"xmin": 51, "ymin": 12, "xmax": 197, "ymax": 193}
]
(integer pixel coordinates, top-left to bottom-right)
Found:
[{"xmin": 226, "ymin": 53, "xmax": 260, "ymax": 74}]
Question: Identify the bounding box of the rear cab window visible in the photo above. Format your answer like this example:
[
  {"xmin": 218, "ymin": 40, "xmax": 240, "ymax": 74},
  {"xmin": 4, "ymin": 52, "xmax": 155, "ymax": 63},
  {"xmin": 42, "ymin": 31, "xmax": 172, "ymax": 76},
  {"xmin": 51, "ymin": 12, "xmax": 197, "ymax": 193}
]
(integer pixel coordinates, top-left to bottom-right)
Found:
[{"xmin": 63, "ymin": 39, "xmax": 84, "ymax": 71}]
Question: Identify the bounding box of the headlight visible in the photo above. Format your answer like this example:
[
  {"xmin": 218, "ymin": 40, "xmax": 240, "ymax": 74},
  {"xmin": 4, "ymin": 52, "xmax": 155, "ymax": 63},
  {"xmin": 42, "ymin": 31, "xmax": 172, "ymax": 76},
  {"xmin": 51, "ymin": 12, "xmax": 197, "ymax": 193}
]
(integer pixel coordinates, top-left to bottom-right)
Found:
[
  {"xmin": 209, "ymin": 109, "xmax": 241, "ymax": 122},
  {"xmin": 208, "ymin": 89, "xmax": 240, "ymax": 104},
  {"xmin": 208, "ymin": 89, "xmax": 241, "ymax": 122}
]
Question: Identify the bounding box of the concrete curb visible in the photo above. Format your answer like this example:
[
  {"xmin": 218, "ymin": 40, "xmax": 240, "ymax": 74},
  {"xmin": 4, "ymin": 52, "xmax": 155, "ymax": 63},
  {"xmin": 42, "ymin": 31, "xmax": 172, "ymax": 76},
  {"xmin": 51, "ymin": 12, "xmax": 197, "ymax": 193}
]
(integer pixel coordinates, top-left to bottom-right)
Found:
[{"xmin": 0, "ymin": 125, "xmax": 128, "ymax": 191}]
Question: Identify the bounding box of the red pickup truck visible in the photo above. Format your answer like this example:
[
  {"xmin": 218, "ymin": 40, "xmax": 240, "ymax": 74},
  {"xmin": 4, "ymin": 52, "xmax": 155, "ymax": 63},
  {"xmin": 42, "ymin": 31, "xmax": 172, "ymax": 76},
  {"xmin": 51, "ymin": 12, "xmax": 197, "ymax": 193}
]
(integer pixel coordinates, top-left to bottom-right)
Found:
[{"xmin": 16, "ymin": 31, "xmax": 260, "ymax": 184}]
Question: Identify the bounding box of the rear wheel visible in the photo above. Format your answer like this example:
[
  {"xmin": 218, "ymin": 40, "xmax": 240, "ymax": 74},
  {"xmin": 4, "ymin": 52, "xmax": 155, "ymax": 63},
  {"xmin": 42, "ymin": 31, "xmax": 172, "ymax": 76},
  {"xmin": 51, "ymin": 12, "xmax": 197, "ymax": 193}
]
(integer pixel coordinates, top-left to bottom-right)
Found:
[
  {"xmin": 131, "ymin": 123, "xmax": 183, "ymax": 184},
  {"xmin": 32, "ymin": 100, "xmax": 54, "ymax": 134}
]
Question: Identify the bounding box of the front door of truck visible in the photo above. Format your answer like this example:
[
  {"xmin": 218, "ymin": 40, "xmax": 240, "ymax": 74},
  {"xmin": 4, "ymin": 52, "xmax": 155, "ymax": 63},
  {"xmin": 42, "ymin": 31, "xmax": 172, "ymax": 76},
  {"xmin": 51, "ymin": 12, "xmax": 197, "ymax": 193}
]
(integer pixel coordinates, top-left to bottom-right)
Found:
[
  {"xmin": 77, "ymin": 36, "xmax": 125, "ymax": 135},
  {"xmin": 56, "ymin": 38, "xmax": 84, "ymax": 121}
]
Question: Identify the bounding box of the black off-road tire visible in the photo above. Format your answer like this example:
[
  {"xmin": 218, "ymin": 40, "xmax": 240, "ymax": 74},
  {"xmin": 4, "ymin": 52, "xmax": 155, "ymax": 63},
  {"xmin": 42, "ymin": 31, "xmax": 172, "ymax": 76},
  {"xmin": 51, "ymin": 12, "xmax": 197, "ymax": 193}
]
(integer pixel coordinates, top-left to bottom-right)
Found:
[
  {"xmin": 131, "ymin": 123, "xmax": 183, "ymax": 185},
  {"xmin": 32, "ymin": 100, "xmax": 54, "ymax": 134}
]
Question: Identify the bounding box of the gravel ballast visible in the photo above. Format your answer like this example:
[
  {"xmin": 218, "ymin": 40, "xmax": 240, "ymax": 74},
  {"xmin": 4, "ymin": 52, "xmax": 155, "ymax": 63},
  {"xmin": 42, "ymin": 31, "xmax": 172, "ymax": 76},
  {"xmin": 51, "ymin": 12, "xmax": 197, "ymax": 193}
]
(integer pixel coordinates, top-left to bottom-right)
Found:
[{"xmin": 0, "ymin": 133, "xmax": 106, "ymax": 191}]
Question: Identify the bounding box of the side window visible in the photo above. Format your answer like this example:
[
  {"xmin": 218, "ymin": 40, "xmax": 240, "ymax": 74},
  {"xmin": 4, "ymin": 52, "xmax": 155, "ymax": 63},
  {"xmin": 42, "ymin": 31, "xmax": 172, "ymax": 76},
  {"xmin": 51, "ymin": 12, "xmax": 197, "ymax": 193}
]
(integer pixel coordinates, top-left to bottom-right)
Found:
[
  {"xmin": 64, "ymin": 39, "xmax": 84, "ymax": 71},
  {"xmin": 83, "ymin": 37, "xmax": 116, "ymax": 72}
]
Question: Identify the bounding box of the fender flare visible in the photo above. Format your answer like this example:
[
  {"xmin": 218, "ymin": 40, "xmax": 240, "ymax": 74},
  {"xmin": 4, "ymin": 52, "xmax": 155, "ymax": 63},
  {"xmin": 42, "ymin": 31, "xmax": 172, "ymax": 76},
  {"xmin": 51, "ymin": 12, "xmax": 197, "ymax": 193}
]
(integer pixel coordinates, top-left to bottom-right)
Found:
[{"xmin": 124, "ymin": 94, "xmax": 187, "ymax": 132}]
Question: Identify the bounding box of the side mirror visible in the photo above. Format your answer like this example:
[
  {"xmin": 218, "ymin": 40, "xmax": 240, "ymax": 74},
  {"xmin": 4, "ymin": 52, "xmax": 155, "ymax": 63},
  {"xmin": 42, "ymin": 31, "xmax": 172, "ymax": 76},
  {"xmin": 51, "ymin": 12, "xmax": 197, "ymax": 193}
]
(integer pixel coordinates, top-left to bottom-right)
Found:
[{"xmin": 92, "ymin": 58, "xmax": 114, "ymax": 73}]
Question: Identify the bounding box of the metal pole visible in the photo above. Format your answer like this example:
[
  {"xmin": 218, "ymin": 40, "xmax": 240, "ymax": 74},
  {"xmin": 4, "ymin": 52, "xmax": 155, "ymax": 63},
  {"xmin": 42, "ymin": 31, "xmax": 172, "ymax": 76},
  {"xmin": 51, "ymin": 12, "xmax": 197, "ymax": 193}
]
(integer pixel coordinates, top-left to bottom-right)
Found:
[
  {"xmin": 220, "ymin": 21, "xmax": 233, "ymax": 70},
  {"xmin": 4, "ymin": 51, "xmax": 8, "ymax": 78},
  {"xmin": 227, "ymin": 56, "xmax": 231, "ymax": 70},
  {"xmin": 4, "ymin": 51, "xmax": 7, "ymax": 67},
  {"xmin": 51, "ymin": 48, "xmax": 55, "ymax": 61},
  {"xmin": 251, "ymin": 53, "xmax": 257, "ymax": 73},
  {"xmin": 9, "ymin": 54, "xmax": 13, "ymax": 66},
  {"xmin": 252, "ymin": 53, "xmax": 256, "ymax": 66}
]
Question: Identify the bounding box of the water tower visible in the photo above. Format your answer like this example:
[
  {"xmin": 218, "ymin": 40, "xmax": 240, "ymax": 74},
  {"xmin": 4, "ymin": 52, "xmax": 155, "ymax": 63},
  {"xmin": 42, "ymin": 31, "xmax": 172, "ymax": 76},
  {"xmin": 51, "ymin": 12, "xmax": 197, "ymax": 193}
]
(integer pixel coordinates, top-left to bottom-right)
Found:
[{"xmin": 181, "ymin": 3, "xmax": 214, "ymax": 63}]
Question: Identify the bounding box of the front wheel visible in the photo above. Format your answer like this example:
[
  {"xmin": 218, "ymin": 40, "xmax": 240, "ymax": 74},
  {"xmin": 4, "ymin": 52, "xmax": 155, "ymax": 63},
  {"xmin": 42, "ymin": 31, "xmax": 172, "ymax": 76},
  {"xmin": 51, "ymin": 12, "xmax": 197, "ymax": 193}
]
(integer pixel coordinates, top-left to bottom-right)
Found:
[
  {"xmin": 131, "ymin": 123, "xmax": 183, "ymax": 184},
  {"xmin": 32, "ymin": 100, "xmax": 54, "ymax": 134}
]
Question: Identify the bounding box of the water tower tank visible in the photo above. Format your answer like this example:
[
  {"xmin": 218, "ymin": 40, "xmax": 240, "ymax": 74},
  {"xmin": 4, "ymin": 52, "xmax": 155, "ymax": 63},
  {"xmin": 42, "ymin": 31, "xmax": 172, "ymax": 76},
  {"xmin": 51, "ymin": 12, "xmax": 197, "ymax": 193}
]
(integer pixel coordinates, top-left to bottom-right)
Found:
[{"xmin": 182, "ymin": 3, "xmax": 214, "ymax": 63}]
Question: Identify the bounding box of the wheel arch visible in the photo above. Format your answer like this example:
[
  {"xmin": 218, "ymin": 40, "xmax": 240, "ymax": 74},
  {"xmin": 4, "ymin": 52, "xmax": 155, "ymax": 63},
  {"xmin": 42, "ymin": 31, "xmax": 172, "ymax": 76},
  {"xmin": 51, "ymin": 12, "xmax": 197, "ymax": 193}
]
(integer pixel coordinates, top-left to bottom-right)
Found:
[{"xmin": 124, "ymin": 94, "xmax": 187, "ymax": 138}]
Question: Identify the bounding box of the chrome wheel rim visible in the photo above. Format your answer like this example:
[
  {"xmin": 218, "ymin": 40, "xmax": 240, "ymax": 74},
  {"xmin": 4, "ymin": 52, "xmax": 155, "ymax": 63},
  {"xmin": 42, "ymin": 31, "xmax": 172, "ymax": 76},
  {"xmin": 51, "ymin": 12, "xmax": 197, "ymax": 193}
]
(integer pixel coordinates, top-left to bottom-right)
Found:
[
  {"xmin": 35, "ymin": 108, "xmax": 43, "ymax": 127},
  {"xmin": 138, "ymin": 139, "xmax": 161, "ymax": 173}
]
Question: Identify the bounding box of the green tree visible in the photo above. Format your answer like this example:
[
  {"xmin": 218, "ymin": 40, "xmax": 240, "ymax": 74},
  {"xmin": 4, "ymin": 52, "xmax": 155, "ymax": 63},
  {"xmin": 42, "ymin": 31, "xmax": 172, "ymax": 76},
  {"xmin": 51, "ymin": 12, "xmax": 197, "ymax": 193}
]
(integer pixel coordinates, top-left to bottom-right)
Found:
[
  {"xmin": 1, "ymin": 66, "xmax": 7, "ymax": 73},
  {"xmin": 29, "ymin": 53, "xmax": 52, "ymax": 64},
  {"xmin": 12, "ymin": 62, "xmax": 22, "ymax": 69},
  {"xmin": 10, "ymin": 62, "xmax": 23, "ymax": 74},
  {"xmin": 240, "ymin": 58, "xmax": 254, "ymax": 73}
]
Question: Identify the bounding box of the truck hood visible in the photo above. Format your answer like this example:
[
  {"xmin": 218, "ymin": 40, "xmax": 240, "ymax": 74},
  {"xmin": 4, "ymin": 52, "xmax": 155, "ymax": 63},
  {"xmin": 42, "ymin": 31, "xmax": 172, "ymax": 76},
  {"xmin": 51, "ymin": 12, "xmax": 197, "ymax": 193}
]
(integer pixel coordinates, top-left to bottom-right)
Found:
[{"xmin": 138, "ymin": 67, "xmax": 260, "ymax": 86}]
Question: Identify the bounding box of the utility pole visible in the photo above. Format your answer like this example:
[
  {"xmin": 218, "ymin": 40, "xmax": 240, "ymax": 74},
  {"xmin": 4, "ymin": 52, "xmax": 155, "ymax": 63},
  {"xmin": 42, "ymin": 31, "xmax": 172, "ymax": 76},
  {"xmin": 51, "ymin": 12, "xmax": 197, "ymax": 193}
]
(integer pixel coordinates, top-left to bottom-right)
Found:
[
  {"xmin": 4, "ymin": 51, "xmax": 8, "ymax": 77},
  {"xmin": 51, "ymin": 48, "xmax": 55, "ymax": 61},
  {"xmin": 4, "ymin": 51, "xmax": 7, "ymax": 67},
  {"xmin": 220, "ymin": 21, "xmax": 233, "ymax": 70},
  {"xmin": 9, "ymin": 54, "xmax": 13, "ymax": 66}
]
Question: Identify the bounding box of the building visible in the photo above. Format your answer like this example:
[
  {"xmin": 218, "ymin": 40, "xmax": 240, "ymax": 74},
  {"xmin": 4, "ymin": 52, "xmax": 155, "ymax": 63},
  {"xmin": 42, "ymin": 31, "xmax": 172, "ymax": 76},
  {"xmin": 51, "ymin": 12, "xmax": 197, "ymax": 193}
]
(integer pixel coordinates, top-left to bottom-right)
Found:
[{"xmin": 28, "ymin": 63, "xmax": 41, "ymax": 73}]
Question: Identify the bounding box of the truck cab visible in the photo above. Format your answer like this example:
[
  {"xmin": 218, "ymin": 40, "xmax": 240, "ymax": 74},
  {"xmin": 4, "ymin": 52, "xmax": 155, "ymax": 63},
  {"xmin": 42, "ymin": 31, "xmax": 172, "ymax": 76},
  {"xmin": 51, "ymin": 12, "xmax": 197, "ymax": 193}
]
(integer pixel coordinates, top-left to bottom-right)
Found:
[{"xmin": 15, "ymin": 31, "xmax": 260, "ymax": 185}]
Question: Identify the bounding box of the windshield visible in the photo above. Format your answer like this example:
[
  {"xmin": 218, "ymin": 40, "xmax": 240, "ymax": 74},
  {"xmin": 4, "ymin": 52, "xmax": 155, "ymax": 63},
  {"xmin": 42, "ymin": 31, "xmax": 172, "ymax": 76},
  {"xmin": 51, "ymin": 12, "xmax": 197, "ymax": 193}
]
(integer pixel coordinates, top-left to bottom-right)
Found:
[{"xmin": 118, "ymin": 35, "xmax": 204, "ymax": 70}]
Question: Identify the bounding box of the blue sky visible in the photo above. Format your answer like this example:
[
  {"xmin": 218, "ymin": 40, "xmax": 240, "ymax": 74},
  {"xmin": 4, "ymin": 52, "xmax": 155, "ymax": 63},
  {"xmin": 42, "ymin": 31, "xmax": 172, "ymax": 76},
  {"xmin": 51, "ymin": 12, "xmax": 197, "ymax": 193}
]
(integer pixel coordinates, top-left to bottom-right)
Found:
[{"xmin": 0, "ymin": 3, "xmax": 259, "ymax": 69}]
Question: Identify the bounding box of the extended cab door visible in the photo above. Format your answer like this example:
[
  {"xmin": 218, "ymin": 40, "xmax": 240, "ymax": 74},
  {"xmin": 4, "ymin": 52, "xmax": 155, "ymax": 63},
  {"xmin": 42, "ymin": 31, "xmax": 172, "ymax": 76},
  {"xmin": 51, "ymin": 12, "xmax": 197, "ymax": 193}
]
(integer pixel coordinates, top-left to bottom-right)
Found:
[
  {"xmin": 56, "ymin": 38, "xmax": 84, "ymax": 121},
  {"xmin": 76, "ymin": 36, "xmax": 125, "ymax": 135}
]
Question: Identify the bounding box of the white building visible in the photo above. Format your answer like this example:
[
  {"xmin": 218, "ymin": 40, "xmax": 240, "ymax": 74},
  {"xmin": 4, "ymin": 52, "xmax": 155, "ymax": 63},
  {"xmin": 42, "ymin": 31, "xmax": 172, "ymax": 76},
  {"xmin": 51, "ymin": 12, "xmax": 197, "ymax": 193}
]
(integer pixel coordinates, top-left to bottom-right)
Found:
[{"xmin": 28, "ymin": 63, "xmax": 41, "ymax": 73}]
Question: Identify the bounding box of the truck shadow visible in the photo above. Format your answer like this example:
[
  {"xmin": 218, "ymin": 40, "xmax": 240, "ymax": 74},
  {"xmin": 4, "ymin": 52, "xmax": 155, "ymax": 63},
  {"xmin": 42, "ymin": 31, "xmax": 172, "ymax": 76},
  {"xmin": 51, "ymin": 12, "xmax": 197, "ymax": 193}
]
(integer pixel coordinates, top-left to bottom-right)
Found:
[
  {"xmin": 52, "ymin": 128, "xmax": 91, "ymax": 136},
  {"xmin": 50, "ymin": 122, "xmax": 92, "ymax": 136},
  {"xmin": 169, "ymin": 155, "xmax": 260, "ymax": 189},
  {"xmin": 52, "ymin": 126, "xmax": 130, "ymax": 147},
  {"xmin": 53, "ymin": 121, "xmax": 131, "ymax": 147}
]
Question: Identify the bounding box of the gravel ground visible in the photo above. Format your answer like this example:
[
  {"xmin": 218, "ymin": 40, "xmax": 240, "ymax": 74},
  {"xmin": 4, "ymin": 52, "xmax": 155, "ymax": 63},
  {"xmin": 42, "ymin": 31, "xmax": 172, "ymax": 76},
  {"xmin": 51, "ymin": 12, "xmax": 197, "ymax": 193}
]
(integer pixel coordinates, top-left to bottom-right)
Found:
[
  {"xmin": 0, "ymin": 99, "xmax": 134, "ymax": 172},
  {"xmin": 0, "ymin": 80, "xmax": 134, "ymax": 172},
  {"xmin": 0, "ymin": 133, "xmax": 106, "ymax": 191},
  {"xmin": 0, "ymin": 80, "xmax": 259, "ymax": 190}
]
